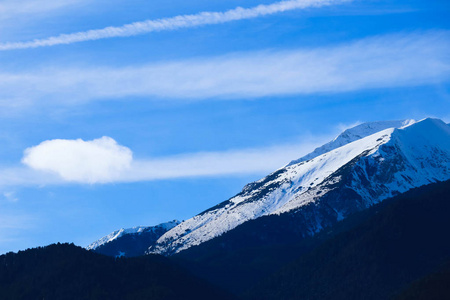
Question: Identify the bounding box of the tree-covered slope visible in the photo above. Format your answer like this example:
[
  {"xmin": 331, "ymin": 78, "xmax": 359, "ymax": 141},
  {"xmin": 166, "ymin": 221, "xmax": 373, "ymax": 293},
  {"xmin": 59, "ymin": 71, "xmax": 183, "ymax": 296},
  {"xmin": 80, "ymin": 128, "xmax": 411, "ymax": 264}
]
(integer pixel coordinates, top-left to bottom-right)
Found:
[
  {"xmin": 244, "ymin": 180, "xmax": 450, "ymax": 300},
  {"xmin": 0, "ymin": 243, "xmax": 233, "ymax": 300}
]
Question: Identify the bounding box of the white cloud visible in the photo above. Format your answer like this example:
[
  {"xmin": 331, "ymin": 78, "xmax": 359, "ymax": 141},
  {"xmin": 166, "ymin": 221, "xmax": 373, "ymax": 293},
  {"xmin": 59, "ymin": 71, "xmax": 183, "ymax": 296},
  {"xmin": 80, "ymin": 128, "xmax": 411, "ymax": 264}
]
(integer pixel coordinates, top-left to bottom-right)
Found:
[
  {"xmin": 0, "ymin": 31, "xmax": 449, "ymax": 106},
  {"xmin": 0, "ymin": 0, "xmax": 350, "ymax": 50},
  {"xmin": 22, "ymin": 137, "xmax": 133, "ymax": 184}
]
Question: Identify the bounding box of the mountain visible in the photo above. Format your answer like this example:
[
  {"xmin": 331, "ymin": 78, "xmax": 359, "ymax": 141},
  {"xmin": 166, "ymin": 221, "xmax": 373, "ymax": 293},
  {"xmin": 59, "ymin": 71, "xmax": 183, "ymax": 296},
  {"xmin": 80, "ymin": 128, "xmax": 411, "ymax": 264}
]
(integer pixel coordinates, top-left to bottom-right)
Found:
[
  {"xmin": 0, "ymin": 243, "xmax": 234, "ymax": 300},
  {"xmin": 150, "ymin": 118, "xmax": 450, "ymax": 255},
  {"xmin": 244, "ymin": 179, "xmax": 450, "ymax": 300},
  {"xmin": 87, "ymin": 220, "xmax": 180, "ymax": 257},
  {"xmin": 88, "ymin": 120, "xmax": 414, "ymax": 258}
]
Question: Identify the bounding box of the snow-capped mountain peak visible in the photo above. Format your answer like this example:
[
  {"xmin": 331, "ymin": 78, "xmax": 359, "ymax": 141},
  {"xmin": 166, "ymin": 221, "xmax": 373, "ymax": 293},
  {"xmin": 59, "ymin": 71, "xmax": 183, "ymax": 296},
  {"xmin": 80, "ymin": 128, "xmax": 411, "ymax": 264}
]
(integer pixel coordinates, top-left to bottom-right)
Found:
[
  {"xmin": 287, "ymin": 119, "xmax": 415, "ymax": 166},
  {"xmin": 149, "ymin": 118, "xmax": 450, "ymax": 255}
]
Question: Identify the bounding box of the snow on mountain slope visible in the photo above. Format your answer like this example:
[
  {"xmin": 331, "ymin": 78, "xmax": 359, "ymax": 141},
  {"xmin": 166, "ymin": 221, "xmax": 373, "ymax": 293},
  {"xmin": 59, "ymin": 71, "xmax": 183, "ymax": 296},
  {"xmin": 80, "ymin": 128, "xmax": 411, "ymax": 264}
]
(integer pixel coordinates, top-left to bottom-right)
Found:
[
  {"xmin": 274, "ymin": 118, "xmax": 450, "ymax": 215},
  {"xmin": 87, "ymin": 220, "xmax": 180, "ymax": 251},
  {"xmin": 149, "ymin": 118, "xmax": 450, "ymax": 255},
  {"xmin": 287, "ymin": 119, "xmax": 415, "ymax": 166}
]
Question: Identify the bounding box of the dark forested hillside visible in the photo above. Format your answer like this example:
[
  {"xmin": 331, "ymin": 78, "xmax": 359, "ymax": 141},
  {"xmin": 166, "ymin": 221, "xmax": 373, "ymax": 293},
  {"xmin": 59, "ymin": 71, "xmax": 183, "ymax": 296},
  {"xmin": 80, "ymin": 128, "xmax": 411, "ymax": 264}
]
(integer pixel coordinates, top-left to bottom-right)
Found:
[
  {"xmin": 0, "ymin": 243, "xmax": 233, "ymax": 300},
  {"xmin": 243, "ymin": 180, "xmax": 450, "ymax": 300},
  {"xmin": 173, "ymin": 194, "xmax": 387, "ymax": 294},
  {"xmin": 173, "ymin": 181, "xmax": 447, "ymax": 295}
]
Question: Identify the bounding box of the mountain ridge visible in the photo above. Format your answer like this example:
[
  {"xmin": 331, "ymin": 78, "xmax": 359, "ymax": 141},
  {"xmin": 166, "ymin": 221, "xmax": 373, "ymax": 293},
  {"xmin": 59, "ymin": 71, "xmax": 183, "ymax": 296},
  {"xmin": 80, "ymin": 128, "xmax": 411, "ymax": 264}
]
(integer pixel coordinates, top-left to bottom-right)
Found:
[{"xmin": 287, "ymin": 119, "xmax": 415, "ymax": 166}]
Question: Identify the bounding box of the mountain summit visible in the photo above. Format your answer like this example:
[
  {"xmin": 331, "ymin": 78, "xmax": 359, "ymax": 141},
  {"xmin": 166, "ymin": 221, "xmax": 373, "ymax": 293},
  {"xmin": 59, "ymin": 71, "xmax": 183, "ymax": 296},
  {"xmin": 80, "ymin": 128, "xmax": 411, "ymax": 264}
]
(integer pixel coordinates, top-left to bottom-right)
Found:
[
  {"xmin": 287, "ymin": 119, "xmax": 415, "ymax": 166},
  {"xmin": 149, "ymin": 118, "xmax": 450, "ymax": 255}
]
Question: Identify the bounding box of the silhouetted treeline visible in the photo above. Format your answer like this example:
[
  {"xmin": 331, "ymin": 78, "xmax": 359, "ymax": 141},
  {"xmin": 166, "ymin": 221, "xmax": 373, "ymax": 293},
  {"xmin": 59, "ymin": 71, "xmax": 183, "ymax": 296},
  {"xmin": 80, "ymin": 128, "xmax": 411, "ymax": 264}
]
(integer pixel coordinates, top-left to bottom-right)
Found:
[{"xmin": 0, "ymin": 243, "xmax": 233, "ymax": 300}]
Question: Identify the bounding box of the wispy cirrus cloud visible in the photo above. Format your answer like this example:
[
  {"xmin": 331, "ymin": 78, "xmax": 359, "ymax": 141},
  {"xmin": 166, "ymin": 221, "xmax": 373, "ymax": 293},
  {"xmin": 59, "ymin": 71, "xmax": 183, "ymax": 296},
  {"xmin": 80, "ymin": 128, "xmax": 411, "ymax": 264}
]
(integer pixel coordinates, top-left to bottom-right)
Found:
[
  {"xmin": 123, "ymin": 142, "xmax": 323, "ymax": 182},
  {"xmin": 0, "ymin": 31, "xmax": 449, "ymax": 107},
  {"xmin": 0, "ymin": 0, "xmax": 350, "ymax": 50}
]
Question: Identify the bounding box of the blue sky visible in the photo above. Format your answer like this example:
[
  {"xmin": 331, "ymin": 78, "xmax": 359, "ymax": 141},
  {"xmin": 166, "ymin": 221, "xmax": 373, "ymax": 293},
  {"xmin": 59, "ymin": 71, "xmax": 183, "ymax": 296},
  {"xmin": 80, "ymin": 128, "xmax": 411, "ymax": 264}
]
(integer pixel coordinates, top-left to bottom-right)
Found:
[{"xmin": 0, "ymin": 0, "xmax": 449, "ymax": 254}]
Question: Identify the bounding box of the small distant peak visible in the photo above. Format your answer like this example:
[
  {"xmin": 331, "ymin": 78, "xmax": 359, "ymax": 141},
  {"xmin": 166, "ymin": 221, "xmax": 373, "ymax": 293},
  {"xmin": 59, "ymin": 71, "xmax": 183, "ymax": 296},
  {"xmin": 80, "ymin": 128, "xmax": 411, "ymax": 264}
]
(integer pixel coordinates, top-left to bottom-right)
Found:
[{"xmin": 86, "ymin": 220, "xmax": 181, "ymax": 251}]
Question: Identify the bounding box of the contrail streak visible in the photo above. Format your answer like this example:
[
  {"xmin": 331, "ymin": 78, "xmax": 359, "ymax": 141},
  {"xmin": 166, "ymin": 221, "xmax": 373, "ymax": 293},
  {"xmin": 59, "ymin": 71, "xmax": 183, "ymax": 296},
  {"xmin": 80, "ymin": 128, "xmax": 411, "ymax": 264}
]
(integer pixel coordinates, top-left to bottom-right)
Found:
[{"xmin": 0, "ymin": 0, "xmax": 350, "ymax": 50}]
